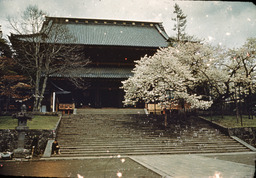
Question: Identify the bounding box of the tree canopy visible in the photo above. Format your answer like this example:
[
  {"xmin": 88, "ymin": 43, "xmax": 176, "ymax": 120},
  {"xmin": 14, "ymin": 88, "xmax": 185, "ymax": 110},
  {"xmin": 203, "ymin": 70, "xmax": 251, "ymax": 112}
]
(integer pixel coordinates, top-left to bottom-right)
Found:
[
  {"xmin": 122, "ymin": 38, "xmax": 256, "ymax": 112},
  {"xmin": 122, "ymin": 43, "xmax": 214, "ymax": 110},
  {"xmin": 0, "ymin": 36, "xmax": 31, "ymax": 111}
]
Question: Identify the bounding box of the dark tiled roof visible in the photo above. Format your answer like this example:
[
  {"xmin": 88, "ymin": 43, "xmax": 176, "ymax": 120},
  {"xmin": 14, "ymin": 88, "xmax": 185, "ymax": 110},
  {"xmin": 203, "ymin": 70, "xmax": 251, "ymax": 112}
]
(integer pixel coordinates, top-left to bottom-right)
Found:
[
  {"xmin": 63, "ymin": 22, "xmax": 168, "ymax": 47},
  {"xmin": 49, "ymin": 67, "xmax": 133, "ymax": 79},
  {"xmin": 12, "ymin": 17, "xmax": 169, "ymax": 48}
]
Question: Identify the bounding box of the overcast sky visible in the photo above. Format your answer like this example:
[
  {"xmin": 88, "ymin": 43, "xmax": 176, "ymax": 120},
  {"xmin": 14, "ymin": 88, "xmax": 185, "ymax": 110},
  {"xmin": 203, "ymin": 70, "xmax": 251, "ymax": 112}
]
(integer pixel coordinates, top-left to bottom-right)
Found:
[{"xmin": 0, "ymin": 0, "xmax": 255, "ymax": 49}]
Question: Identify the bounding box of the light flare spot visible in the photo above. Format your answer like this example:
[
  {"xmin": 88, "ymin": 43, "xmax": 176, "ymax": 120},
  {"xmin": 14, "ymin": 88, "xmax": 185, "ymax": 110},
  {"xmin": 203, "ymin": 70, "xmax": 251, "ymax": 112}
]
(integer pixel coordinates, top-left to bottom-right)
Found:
[
  {"xmin": 77, "ymin": 174, "xmax": 84, "ymax": 178},
  {"xmin": 208, "ymin": 36, "xmax": 214, "ymax": 41},
  {"xmin": 117, "ymin": 172, "xmax": 122, "ymax": 177}
]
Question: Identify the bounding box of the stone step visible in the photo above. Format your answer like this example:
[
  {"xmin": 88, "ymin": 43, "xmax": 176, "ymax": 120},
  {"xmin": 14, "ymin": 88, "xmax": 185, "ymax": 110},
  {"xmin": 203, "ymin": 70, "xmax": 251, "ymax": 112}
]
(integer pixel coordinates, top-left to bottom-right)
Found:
[
  {"xmin": 56, "ymin": 135, "xmax": 235, "ymax": 141},
  {"xmin": 59, "ymin": 148, "xmax": 249, "ymax": 155},
  {"xmin": 52, "ymin": 149, "xmax": 249, "ymax": 157},
  {"xmin": 58, "ymin": 142, "xmax": 247, "ymax": 151},
  {"xmin": 59, "ymin": 145, "xmax": 248, "ymax": 151},
  {"xmin": 58, "ymin": 141, "xmax": 238, "ymax": 148},
  {"xmin": 56, "ymin": 135, "xmax": 229, "ymax": 141},
  {"xmin": 76, "ymin": 109, "xmax": 146, "ymax": 114},
  {"xmin": 58, "ymin": 140, "xmax": 242, "ymax": 145},
  {"xmin": 57, "ymin": 139, "xmax": 237, "ymax": 145},
  {"xmin": 60, "ymin": 143, "xmax": 243, "ymax": 148},
  {"xmin": 59, "ymin": 144, "xmax": 248, "ymax": 152},
  {"xmin": 57, "ymin": 127, "xmax": 224, "ymax": 132},
  {"xmin": 57, "ymin": 132, "xmax": 226, "ymax": 138},
  {"xmin": 54, "ymin": 110, "xmax": 252, "ymax": 157},
  {"xmin": 59, "ymin": 122, "xmax": 203, "ymax": 127},
  {"xmin": 57, "ymin": 135, "xmax": 227, "ymax": 141},
  {"xmin": 57, "ymin": 129, "xmax": 227, "ymax": 135},
  {"xmin": 59, "ymin": 127, "xmax": 216, "ymax": 134}
]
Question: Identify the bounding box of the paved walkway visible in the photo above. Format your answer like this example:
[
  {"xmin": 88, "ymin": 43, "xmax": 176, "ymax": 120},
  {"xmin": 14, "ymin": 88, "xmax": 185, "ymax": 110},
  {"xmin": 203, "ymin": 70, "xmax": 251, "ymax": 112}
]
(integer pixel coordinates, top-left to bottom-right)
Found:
[
  {"xmin": 40, "ymin": 152, "xmax": 256, "ymax": 177},
  {"xmin": 130, "ymin": 152, "xmax": 256, "ymax": 178}
]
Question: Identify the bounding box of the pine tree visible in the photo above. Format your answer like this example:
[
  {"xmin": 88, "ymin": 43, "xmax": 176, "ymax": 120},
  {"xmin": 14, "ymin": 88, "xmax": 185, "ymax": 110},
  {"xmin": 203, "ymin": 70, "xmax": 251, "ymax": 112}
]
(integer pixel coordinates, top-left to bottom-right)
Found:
[{"xmin": 172, "ymin": 3, "xmax": 187, "ymax": 42}]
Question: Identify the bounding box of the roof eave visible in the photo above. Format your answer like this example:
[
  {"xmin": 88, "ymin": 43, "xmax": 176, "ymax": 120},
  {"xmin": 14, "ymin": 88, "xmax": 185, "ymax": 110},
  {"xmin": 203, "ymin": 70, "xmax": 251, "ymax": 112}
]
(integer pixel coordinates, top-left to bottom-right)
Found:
[{"xmin": 45, "ymin": 16, "xmax": 164, "ymax": 25}]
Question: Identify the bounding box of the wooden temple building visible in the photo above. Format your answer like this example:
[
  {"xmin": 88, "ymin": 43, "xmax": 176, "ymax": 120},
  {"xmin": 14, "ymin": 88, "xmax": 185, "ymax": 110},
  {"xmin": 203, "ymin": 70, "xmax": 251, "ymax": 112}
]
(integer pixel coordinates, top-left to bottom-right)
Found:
[{"xmin": 10, "ymin": 17, "xmax": 169, "ymax": 111}]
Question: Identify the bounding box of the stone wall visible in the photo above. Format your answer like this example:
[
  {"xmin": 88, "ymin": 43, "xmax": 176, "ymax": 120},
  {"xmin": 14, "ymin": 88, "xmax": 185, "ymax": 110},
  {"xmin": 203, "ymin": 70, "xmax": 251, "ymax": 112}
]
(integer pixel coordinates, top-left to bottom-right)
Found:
[
  {"xmin": 0, "ymin": 129, "xmax": 55, "ymax": 155},
  {"xmin": 0, "ymin": 115, "xmax": 61, "ymax": 156},
  {"xmin": 228, "ymin": 127, "xmax": 256, "ymax": 148},
  {"xmin": 0, "ymin": 129, "xmax": 18, "ymax": 152}
]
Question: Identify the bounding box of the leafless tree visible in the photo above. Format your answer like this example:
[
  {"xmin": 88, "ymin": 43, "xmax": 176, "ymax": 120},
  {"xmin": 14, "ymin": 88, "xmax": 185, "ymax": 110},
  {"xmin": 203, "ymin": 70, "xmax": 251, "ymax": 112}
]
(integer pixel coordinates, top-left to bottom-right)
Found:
[{"xmin": 8, "ymin": 5, "xmax": 90, "ymax": 111}]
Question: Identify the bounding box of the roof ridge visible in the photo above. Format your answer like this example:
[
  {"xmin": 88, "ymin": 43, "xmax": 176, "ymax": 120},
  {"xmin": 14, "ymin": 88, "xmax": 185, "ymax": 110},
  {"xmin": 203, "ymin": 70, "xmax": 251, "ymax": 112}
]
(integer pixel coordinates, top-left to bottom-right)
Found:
[{"xmin": 45, "ymin": 16, "xmax": 163, "ymax": 24}]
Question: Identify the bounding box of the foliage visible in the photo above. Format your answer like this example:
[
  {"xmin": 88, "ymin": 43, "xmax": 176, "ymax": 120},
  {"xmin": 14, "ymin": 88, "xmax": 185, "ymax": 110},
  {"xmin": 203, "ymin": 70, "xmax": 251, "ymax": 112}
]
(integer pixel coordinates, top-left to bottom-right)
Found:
[
  {"xmin": 169, "ymin": 3, "xmax": 201, "ymax": 46},
  {"xmin": 0, "ymin": 38, "xmax": 12, "ymax": 58},
  {"xmin": 172, "ymin": 3, "xmax": 187, "ymax": 42},
  {"xmin": 221, "ymin": 38, "xmax": 256, "ymax": 118},
  {"xmin": 122, "ymin": 38, "xmax": 256, "ymax": 112},
  {"xmin": 0, "ymin": 37, "xmax": 31, "ymax": 107},
  {"xmin": 0, "ymin": 75, "xmax": 31, "ymax": 100},
  {"xmin": 122, "ymin": 44, "xmax": 214, "ymax": 110},
  {"xmin": 226, "ymin": 38, "xmax": 256, "ymax": 95},
  {"xmin": 0, "ymin": 38, "xmax": 14, "ymax": 76},
  {"xmin": 176, "ymin": 42, "xmax": 228, "ymax": 102}
]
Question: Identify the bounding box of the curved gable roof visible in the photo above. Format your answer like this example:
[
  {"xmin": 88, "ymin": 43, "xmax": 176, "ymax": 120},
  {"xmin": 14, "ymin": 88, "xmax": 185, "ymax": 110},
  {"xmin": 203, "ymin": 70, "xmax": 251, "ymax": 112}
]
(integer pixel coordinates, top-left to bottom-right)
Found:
[{"xmin": 10, "ymin": 17, "xmax": 169, "ymax": 48}]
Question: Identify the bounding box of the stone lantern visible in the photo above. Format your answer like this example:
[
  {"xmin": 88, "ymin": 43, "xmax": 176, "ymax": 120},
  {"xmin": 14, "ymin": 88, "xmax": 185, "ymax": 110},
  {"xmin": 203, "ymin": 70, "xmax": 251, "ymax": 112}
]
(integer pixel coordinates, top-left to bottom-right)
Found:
[{"xmin": 12, "ymin": 104, "xmax": 33, "ymax": 158}]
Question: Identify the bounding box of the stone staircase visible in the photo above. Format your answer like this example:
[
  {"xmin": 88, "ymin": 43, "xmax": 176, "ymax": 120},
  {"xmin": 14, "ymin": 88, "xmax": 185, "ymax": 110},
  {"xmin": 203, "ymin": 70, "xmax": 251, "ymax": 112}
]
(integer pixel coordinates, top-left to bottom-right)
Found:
[{"xmin": 53, "ymin": 109, "xmax": 251, "ymax": 157}]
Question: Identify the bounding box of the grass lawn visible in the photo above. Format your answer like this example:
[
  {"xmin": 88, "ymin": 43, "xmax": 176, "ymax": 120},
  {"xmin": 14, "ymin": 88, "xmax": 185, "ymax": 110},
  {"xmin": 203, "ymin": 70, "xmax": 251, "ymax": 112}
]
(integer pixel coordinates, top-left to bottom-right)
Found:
[
  {"xmin": 0, "ymin": 115, "xmax": 60, "ymax": 129},
  {"xmin": 204, "ymin": 115, "xmax": 256, "ymax": 128}
]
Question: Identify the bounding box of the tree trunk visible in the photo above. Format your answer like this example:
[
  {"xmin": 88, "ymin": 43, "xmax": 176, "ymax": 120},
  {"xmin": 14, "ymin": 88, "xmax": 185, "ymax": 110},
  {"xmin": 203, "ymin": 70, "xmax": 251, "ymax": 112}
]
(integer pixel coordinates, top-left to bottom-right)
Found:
[
  {"xmin": 249, "ymin": 88, "xmax": 253, "ymax": 119},
  {"xmin": 33, "ymin": 69, "xmax": 41, "ymax": 112},
  {"xmin": 220, "ymin": 101, "xmax": 224, "ymax": 119},
  {"xmin": 37, "ymin": 75, "xmax": 48, "ymax": 111},
  {"xmin": 33, "ymin": 44, "xmax": 42, "ymax": 112},
  {"xmin": 238, "ymin": 84, "xmax": 243, "ymax": 126},
  {"xmin": 235, "ymin": 87, "xmax": 239, "ymax": 124}
]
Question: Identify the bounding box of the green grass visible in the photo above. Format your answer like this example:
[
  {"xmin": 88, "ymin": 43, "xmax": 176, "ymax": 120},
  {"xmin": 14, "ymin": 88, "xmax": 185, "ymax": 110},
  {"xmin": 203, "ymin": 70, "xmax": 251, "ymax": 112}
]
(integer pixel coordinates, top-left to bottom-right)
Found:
[
  {"xmin": 204, "ymin": 115, "xmax": 256, "ymax": 128},
  {"xmin": 0, "ymin": 115, "xmax": 60, "ymax": 129}
]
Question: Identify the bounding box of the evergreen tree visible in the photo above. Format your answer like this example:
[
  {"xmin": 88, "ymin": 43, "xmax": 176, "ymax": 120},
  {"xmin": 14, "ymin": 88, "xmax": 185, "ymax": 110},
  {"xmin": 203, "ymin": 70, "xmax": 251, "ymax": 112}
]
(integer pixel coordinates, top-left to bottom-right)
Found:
[
  {"xmin": 0, "ymin": 35, "xmax": 31, "ymax": 111},
  {"xmin": 0, "ymin": 38, "xmax": 12, "ymax": 58},
  {"xmin": 172, "ymin": 3, "xmax": 187, "ymax": 42}
]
